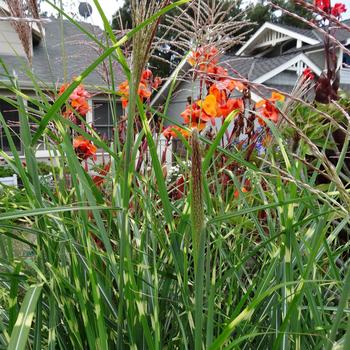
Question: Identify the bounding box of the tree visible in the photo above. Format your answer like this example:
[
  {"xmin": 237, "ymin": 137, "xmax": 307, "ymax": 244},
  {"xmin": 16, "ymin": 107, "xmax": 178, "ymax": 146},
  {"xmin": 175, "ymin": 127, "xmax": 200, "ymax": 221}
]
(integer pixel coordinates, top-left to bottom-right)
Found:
[
  {"xmin": 112, "ymin": 0, "xmax": 131, "ymax": 30},
  {"xmin": 245, "ymin": 0, "xmax": 313, "ymax": 29},
  {"xmin": 276, "ymin": 0, "xmax": 313, "ymax": 28}
]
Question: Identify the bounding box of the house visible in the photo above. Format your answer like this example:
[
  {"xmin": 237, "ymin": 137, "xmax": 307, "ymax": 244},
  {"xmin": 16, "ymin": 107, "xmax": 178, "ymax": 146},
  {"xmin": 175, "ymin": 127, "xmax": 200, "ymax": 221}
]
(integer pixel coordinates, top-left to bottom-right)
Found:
[
  {"xmin": 159, "ymin": 20, "xmax": 350, "ymax": 125},
  {"xmin": 0, "ymin": 0, "xmax": 124, "ymax": 160}
]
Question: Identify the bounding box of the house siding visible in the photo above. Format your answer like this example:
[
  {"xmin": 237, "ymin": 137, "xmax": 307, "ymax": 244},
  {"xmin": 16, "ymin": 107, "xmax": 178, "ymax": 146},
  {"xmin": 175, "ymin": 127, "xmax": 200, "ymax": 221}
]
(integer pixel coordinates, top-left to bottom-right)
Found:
[
  {"xmin": 340, "ymin": 69, "xmax": 350, "ymax": 85},
  {"xmin": 0, "ymin": 21, "xmax": 26, "ymax": 57},
  {"xmin": 306, "ymin": 51, "xmax": 325, "ymax": 69},
  {"xmin": 264, "ymin": 71, "xmax": 298, "ymax": 86},
  {"xmin": 165, "ymin": 80, "xmax": 201, "ymax": 125}
]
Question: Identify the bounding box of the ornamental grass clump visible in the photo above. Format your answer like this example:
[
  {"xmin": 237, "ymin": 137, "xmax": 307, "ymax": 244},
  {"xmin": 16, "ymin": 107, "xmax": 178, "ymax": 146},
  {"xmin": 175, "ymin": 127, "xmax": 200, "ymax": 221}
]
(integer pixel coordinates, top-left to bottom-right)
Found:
[{"xmin": 0, "ymin": 0, "xmax": 350, "ymax": 349}]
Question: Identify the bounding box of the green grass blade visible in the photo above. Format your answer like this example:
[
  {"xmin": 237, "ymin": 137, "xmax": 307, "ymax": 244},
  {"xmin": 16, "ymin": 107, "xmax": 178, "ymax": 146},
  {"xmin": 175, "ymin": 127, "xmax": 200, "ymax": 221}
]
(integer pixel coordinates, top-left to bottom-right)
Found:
[{"xmin": 8, "ymin": 284, "xmax": 43, "ymax": 350}]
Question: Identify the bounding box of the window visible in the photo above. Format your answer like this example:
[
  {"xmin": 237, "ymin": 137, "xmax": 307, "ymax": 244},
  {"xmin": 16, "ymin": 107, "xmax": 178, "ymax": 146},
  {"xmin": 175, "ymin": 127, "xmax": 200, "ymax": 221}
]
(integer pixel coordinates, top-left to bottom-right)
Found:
[
  {"xmin": 27, "ymin": 100, "xmax": 47, "ymax": 150},
  {"xmin": 0, "ymin": 99, "xmax": 21, "ymax": 152},
  {"xmin": 343, "ymin": 53, "xmax": 350, "ymax": 68},
  {"xmin": 92, "ymin": 100, "xmax": 122, "ymax": 142}
]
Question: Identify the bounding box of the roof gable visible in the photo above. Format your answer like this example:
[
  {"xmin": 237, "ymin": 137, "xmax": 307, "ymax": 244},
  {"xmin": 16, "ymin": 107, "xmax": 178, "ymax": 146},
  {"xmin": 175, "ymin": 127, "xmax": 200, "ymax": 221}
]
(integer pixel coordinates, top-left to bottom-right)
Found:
[
  {"xmin": 0, "ymin": 18, "xmax": 125, "ymax": 89},
  {"xmin": 236, "ymin": 22, "xmax": 320, "ymax": 56}
]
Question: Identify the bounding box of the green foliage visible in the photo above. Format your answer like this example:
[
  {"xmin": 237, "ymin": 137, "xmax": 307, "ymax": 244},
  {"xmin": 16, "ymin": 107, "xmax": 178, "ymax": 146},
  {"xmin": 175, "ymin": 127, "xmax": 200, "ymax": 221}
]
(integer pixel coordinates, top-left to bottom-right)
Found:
[
  {"xmin": 245, "ymin": 0, "xmax": 314, "ymax": 34},
  {"xmin": 0, "ymin": 165, "xmax": 14, "ymax": 177},
  {"xmin": 0, "ymin": 1, "xmax": 349, "ymax": 349}
]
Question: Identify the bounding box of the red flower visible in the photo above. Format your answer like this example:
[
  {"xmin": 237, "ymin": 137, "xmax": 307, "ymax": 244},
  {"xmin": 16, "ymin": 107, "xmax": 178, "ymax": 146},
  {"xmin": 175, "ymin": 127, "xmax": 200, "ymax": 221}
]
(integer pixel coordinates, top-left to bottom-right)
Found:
[
  {"xmin": 141, "ymin": 69, "xmax": 153, "ymax": 82},
  {"xmin": 152, "ymin": 77, "xmax": 162, "ymax": 90},
  {"xmin": 331, "ymin": 3, "xmax": 347, "ymax": 17},
  {"xmin": 73, "ymin": 136, "xmax": 97, "ymax": 160},
  {"xmin": 303, "ymin": 68, "xmax": 315, "ymax": 80},
  {"xmin": 261, "ymin": 102, "xmax": 279, "ymax": 123},
  {"xmin": 314, "ymin": 0, "xmax": 331, "ymax": 12}
]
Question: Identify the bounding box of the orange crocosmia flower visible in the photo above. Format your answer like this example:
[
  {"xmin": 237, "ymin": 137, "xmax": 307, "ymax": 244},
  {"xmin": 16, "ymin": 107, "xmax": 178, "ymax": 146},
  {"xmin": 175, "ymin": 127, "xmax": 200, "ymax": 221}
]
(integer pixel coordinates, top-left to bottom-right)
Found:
[
  {"xmin": 181, "ymin": 103, "xmax": 212, "ymax": 124},
  {"xmin": 118, "ymin": 81, "xmax": 129, "ymax": 96},
  {"xmin": 206, "ymin": 46, "xmax": 219, "ymax": 61},
  {"xmin": 224, "ymin": 79, "xmax": 237, "ymax": 92},
  {"xmin": 263, "ymin": 102, "xmax": 279, "ymax": 123},
  {"xmin": 188, "ymin": 56, "xmax": 196, "ymax": 66},
  {"xmin": 59, "ymin": 83, "xmax": 69, "ymax": 95},
  {"xmin": 59, "ymin": 83, "xmax": 90, "ymax": 117},
  {"xmin": 219, "ymin": 98, "xmax": 244, "ymax": 117},
  {"xmin": 220, "ymin": 79, "xmax": 245, "ymax": 92},
  {"xmin": 71, "ymin": 97, "xmax": 90, "ymax": 116},
  {"xmin": 70, "ymin": 85, "xmax": 90, "ymax": 100},
  {"xmin": 118, "ymin": 80, "xmax": 153, "ymax": 108},
  {"xmin": 167, "ymin": 123, "xmax": 205, "ymax": 140},
  {"xmin": 73, "ymin": 136, "xmax": 97, "ymax": 160},
  {"xmin": 163, "ymin": 126, "xmax": 178, "ymax": 139},
  {"xmin": 166, "ymin": 126, "xmax": 191, "ymax": 139},
  {"xmin": 179, "ymin": 124, "xmax": 205, "ymax": 139},
  {"xmin": 188, "ymin": 46, "xmax": 220, "ymax": 72},
  {"xmin": 215, "ymin": 78, "xmax": 238, "ymax": 92},
  {"xmin": 138, "ymin": 83, "xmax": 152, "ymax": 100},
  {"xmin": 209, "ymin": 84, "xmax": 227, "ymax": 104},
  {"xmin": 181, "ymin": 104, "xmax": 201, "ymax": 124},
  {"xmin": 189, "ymin": 121, "xmax": 206, "ymax": 131},
  {"xmin": 118, "ymin": 82, "xmax": 130, "ymax": 108},
  {"xmin": 214, "ymin": 66, "xmax": 228, "ymax": 79},
  {"xmin": 270, "ymin": 92, "xmax": 285, "ymax": 102},
  {"xmin": 257, "ymin": 101, "xmax": 279, "ymax": 125},
  {"xmin": 234, "ymin": 80, "xmax": 246, "ymax": 92},
  {"xmin": 197, "ymin": 94, "xmax": 218, "ymax": 117},
  {"xmin": 255, "ymin": 99, "xmax": 266, "ymax": 109}
]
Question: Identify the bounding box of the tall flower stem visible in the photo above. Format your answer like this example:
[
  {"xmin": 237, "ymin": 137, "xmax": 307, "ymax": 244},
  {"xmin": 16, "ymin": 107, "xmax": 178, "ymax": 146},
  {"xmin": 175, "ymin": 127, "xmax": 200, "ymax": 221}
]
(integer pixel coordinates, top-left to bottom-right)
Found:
[{"xmin": 191, "ymin": 129, "xmax": 206, "ymax": 350}]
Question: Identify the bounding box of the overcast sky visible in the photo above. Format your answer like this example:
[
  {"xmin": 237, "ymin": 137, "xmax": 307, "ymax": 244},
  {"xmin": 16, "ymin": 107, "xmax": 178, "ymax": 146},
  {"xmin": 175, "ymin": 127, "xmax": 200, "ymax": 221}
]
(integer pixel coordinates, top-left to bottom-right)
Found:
[{"xmin": 41, "ymin": 0, "xmax": 349, "ymax": 28}]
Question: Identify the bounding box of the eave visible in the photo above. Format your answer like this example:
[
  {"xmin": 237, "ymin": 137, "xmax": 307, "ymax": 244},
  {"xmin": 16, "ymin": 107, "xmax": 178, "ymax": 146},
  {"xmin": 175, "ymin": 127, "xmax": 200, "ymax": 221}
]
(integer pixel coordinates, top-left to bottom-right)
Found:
[{"xmin": 236, "ymin": 22, "xmax": 320, "ymax": 56}]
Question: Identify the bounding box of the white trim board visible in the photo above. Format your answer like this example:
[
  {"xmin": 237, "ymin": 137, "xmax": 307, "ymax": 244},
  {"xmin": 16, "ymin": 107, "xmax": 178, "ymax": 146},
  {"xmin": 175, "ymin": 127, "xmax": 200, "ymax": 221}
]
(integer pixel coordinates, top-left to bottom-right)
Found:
[
  {"xmin": 254, "ymin": 53, "xmax": 323, "ymax": 84},
  {"xmin": 236, "ymin": 22, "xmax": 320, "ymax": 56},
  {"xmin": 151, "ymin": 52, "xmax": 191, "ymax": 107}
]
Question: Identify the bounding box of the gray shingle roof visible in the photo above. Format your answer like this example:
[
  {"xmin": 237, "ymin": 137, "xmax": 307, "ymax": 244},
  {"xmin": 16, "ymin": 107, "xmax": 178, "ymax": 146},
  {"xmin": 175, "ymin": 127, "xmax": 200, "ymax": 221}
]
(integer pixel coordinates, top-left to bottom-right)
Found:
[
  {"xmin": 276, "ymin": 23, "xmax": 321, "ymax": 41},
  {"xmin": 333, "ymin": 19, "xmax": 350, "ymax": 42},
  {"xmin": 221, "ymin": 53, "xmax": 299, "ymax": 81},
  {"xmin": 0, "ymin": 18, "xmax": 125, "ymax": 90},
  {"xmin": 270, "ymin": 20, "xmax": 350, "ymax": 43}
]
